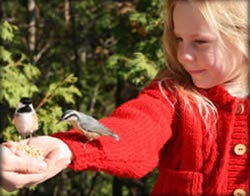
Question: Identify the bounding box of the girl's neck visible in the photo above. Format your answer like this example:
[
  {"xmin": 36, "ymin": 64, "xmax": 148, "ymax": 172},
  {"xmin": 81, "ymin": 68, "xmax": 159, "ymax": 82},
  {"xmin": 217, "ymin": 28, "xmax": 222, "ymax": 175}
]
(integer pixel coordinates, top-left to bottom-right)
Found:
[
  {"xmin": 224, "ymin": 60, "xmax": 249, "ymax": 99},
  {"xmin": 223, "ymin": 77, "xmax": 249, "ymax": 99}
]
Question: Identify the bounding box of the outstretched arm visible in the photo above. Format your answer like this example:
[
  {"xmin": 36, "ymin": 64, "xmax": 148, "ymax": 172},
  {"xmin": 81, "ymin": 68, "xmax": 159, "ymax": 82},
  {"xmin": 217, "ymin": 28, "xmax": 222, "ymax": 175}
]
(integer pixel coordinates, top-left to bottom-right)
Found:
[{"xmin": 53, "ymin": 80, "xmax": 176, "ymax": 178}]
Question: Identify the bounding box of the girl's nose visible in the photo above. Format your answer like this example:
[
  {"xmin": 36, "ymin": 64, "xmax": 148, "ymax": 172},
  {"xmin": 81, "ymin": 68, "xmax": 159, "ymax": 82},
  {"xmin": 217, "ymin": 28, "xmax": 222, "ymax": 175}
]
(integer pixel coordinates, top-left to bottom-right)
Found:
[{"xmin": 177, "ymin": 44, "xmax": 195, "ymax": 63}]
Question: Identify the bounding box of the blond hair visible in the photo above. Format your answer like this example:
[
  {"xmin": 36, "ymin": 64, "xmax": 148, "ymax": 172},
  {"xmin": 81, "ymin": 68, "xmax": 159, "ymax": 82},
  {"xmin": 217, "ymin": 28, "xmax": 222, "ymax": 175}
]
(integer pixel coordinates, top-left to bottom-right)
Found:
[{"xmin": 158, "ymin": 0, "xmax": 248, "ymax": 128}]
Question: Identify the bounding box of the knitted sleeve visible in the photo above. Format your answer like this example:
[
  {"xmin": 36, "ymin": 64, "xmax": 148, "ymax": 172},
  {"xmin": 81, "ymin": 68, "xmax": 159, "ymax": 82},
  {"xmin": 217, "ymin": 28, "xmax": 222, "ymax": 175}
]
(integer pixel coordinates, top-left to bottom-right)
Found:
[{"xmin": 52, "ymin": 80, "xmax": 176, "ymax": 179}]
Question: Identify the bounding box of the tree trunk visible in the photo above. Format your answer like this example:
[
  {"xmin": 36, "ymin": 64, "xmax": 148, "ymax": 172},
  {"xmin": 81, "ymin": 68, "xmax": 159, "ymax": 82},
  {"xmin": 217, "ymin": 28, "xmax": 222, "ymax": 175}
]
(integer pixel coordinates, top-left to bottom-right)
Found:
[
  {"xmin": 0, "ymin": 0, "xmax": 6, "ymax": 20},
  {"xmin": 27, "ymin": 0, "xmax": 36, "ymax": 58},
  {"xmin": 64, "ymin": 0, "xmax": 70, "ymax": 29},
  {"xmin": 69, "ymin": 0, "xmax": 82, "ymax": 110}
]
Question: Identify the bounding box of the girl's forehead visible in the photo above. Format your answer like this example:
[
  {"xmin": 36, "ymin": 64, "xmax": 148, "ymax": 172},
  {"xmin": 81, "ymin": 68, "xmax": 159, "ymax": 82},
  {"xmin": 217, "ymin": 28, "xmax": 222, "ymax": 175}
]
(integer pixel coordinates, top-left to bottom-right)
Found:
[
  {"xmin": 173, "ymin": 2, "xmax": 203, "ymax": 24},
  {"xmin": 173, "ymin": 2, "xmax": 212, "ymax": 36}
]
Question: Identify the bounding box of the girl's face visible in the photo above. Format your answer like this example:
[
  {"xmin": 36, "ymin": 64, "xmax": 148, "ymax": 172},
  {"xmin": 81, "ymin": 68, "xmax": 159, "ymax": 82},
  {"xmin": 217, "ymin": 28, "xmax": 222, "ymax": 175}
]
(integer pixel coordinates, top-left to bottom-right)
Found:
[{"xmin": 173, "ymin": 2, "xmax": 245, "ymax": 89}]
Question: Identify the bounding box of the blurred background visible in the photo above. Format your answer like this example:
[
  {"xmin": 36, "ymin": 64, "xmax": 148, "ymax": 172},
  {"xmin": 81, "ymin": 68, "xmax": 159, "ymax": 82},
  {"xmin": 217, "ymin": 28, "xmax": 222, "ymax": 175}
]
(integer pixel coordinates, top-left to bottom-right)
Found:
[{"xmin": 0, "ymin": 0, "xmax": 164, "ymax": 195}]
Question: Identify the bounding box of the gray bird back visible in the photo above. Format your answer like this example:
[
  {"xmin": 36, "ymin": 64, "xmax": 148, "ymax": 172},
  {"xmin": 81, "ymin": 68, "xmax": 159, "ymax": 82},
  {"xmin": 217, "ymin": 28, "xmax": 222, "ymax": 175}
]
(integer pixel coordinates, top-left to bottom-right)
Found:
[{"xmin": 77, "ymin": 111, "xmax": 119, "ymax": 140}]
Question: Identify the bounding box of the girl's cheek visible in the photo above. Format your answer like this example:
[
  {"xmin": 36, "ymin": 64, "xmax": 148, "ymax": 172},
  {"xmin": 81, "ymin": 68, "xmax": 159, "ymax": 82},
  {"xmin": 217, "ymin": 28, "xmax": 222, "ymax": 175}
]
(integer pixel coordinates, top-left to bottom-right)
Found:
[{"xmin": 198, "ymin": 50, "xmax": 216, "ymax": 68}]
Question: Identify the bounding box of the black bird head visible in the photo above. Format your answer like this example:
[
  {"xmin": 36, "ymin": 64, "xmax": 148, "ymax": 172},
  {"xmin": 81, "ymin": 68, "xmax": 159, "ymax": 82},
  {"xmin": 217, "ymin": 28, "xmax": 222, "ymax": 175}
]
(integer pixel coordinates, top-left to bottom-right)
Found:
[
  {"xmin": 58, "ymin": 109, "xmax": 79, "ymax": 123},
  {"xmin": 16, "ymin": 97, "xmax": 33, "ymax": 113},
  {"xmin": 20, "ymin": 97, "xmax": 32, "ymax": 105}
]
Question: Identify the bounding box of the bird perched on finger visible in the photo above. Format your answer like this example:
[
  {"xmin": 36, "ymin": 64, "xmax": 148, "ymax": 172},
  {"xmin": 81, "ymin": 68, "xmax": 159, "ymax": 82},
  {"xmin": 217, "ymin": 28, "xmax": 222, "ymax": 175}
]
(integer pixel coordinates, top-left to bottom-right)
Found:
[
  {"xmin": 58, "ymin": 109, "xmax": 119, "ymax": 141},
  {"xmin": 13, "ymin": 97, "xmax": 39, "ymax": 139}
]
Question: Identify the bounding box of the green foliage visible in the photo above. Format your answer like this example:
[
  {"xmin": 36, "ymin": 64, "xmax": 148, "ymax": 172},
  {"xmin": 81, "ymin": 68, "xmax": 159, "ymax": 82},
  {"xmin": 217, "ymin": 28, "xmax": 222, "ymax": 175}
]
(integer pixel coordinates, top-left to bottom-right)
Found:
[
  {"xmin": 1, "ymin": 60, "xmax": 40, "ymax": 107},
  {"xmin": 37, "ymin": 74, "xmax": 82, "ymax": 135},
  {"xmin": 0, "ymin": 21, "xmax": 18, "ymax": 41},
  {"xmin": 41, "ymin": 74, "xmax": 82, "ymax": 106},
  {"xmin": 129, "ymin": 12, "xmax": 147, "ymax": 25},
  {"xmin": 106, "ymin": 52, "xmax": 158, "ymax": 88},
  {"xmin": 0, "ymin": 188, "xmax": 19, "ymax": 196},
  {"xmin": 0, "ymin": 22, "xmax": 39, "ymax": 107}
]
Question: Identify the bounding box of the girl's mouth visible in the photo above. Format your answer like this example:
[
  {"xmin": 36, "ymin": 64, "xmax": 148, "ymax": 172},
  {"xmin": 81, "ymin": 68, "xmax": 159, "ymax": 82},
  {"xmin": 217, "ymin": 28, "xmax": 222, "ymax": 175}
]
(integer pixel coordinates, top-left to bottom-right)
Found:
[{"xmin": 189, "ymin": 69, "xmax": 206, "ymax": 75}]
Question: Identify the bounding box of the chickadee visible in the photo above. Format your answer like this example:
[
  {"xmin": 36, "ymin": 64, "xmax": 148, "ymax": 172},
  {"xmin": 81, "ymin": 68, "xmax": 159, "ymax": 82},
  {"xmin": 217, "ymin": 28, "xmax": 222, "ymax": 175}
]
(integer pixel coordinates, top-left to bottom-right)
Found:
[
  {"xmin": 13, "ymin": 97, "xmax": 38, "ymax": 138},
  {"xmin": 58, "ymin": 109, "xmax": 119, "ymax": 141}
]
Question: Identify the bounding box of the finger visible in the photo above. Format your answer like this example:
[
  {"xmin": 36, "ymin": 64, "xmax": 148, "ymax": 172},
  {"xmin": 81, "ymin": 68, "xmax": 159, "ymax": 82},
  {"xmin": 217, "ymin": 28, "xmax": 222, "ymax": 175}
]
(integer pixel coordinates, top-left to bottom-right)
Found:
[
  {"xmin": 1, "ymin": 171, "xmax": 47, "ymax": 191},
  {"xmin": 3, "ymin": 141, "xmax": 28, "ymax": 156},
  {"xmin": 2, "ymin": 141, "xmax": 16, "ymax": 147},
  {"xmin": 3, "ymin": 140, "xmax": 28, "ymax": 147},
  {"xmin": 3, "ymin": 156, "xmax": 47, "ymax": 173}
]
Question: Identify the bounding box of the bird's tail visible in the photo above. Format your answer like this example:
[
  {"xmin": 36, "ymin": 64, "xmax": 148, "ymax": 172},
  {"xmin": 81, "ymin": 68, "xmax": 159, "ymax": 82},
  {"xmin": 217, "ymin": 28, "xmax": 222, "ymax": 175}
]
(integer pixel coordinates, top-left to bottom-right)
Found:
[
  {"xmin": 111, "ymin": 133, "xmax": 120, "ymax": 141},
  {"xmin": 100, "ymin": 123, "xmax": 120, "ymax": 141}
]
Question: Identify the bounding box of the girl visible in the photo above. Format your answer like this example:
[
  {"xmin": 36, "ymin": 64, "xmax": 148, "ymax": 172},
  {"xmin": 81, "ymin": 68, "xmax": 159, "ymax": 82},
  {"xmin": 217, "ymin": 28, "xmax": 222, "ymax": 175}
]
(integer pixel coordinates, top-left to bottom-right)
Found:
[{"xmin": 2, "ymin": 0, "xmax": 249, "ymax": 195}]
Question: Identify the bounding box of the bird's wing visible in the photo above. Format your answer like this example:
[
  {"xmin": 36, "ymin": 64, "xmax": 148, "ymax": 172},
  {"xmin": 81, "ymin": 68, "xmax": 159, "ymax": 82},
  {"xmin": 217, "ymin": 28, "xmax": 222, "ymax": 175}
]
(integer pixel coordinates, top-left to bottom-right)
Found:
[{"xmin": 78, "ymin": 113, "xmax": 113, "ymax": 135}]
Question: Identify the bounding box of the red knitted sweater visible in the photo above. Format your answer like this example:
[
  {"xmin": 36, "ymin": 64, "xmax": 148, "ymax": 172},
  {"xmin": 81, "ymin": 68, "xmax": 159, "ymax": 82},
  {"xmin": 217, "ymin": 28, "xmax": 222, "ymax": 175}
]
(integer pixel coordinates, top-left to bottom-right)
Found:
[{"xmin": 53, "ymin": 79, "xmax": 249, "ymax": 195}]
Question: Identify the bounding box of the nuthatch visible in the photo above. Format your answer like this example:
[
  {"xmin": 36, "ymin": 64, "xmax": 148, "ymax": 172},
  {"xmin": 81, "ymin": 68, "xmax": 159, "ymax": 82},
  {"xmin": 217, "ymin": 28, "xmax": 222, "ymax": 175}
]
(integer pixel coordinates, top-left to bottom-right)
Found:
[
  {"xmin": 13, "ymin": 97, "xmax": 39, "ymax": 138},
  {"xmin": 58, "ymin": 109, "xmax": 119, "ymax": 141}
]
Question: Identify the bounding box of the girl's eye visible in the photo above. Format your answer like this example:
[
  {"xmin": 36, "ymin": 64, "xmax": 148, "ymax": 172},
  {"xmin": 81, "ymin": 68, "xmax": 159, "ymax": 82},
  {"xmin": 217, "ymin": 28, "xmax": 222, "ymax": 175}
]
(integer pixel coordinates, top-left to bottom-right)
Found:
[
  {"xmin": 194, "ymin": 39, "xmax": 208, "ymax": 44},
  {"xmin": 175, "ymin": 37, "xmax": 183, "ymax": 42},
  {"xmin": 174, "ymin": 35, "xmax": 182, "ymax": 42}
]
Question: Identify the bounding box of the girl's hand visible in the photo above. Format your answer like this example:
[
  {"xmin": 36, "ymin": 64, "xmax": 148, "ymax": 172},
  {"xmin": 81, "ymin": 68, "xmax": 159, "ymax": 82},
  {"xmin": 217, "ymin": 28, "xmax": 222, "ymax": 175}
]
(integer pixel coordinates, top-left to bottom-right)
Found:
[
  {"xmin": 1, "ymin": 136, "xmax": 72, "ymax": 191},
  {"xmin": 1, "ymin": 144, "xmax": 47, "ymax": 191}
]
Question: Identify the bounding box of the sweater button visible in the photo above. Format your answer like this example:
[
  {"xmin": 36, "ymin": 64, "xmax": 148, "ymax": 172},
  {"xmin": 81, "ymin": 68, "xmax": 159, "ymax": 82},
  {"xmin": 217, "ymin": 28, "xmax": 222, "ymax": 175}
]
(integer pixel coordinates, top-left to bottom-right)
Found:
[
  {"xmin": 233, "ymin": 188, "xmax": 247, "ymax": 196},
  {"xmin": 234, "ymin": 144, "xmax": 247, "ymax": 156},
  {"xmin": 236, "ymin": 103, "xmax": 244, "ymax": 114}
]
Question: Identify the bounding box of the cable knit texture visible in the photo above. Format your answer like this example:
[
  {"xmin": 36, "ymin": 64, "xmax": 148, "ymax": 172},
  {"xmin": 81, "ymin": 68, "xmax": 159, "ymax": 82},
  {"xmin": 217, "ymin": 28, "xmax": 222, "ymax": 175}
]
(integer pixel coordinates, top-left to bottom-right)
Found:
[{"xmin": 52, "ymin": 79, "xmax": 249, "ymax": 195}]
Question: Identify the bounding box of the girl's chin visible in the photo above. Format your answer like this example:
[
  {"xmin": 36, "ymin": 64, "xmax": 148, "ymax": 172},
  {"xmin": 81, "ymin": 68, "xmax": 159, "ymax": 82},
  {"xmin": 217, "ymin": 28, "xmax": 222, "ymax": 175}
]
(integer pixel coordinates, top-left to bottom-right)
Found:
[{"xmin": 193, "ymin": 81, "xmax": 218, "ymax": 89}]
